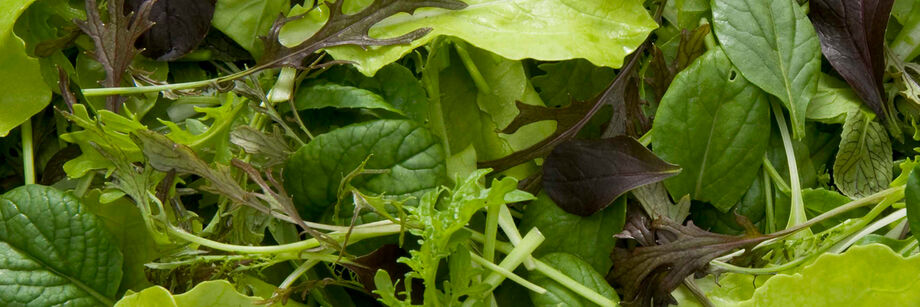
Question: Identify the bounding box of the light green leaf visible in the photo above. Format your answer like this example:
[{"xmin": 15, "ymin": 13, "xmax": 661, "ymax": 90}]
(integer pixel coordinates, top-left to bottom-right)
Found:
[
  {"xmin": 712, "ymin": 0, "xmax": 821, "ymax": 138},
  {"xmin": 114, "ymin": 280, "xmax": 299, "ymax": 307},
  {"xmin": 281, "ymin": 0, "xmax": 657, "ymax": 75},
  {"xmin": 212, "ymin": 0, "xmax": 290, "ymax": 57},
  {"xmin": 520, "ymin": 193, "xmax": 626, "ymax": 273},
  {"xmin": 807, "ymin": 74, "xmax": 865, "ymax": 124},
  {"xmin": 528, "ymin": 253, "xmax": 618, "ymax": 307},
  {"xmin": 833, "ymin": 111, "xmax": 892, "ymax": 199},
  {"xmin": 293, "ymin": 83, "xmax": 404, "ymax": 114},
  {"xmin": 652, "ymin": 48, "xmax": 771, "ymax": 211},
  {"xmin": 0, "ymin": 185, "xmax": 123, "ymax": 307},
  {"xmin": 284, "ymin": 119, "xmax": 447, "ymax": 219},
  {"xmin": 738, "ymin": 244, "xmax": 920, "ymax": 306},
  {"xmin": 0, "ymin": 0, "xmax": 52, "ymax": 136}
]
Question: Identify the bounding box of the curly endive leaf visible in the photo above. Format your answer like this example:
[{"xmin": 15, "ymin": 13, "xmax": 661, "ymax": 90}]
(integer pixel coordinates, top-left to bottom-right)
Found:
[
  {"xmin": 0, "ymin": 185, "xmax": 123, "ymax": 307},
  {"xmin": 832, "ymin": 111, "xmax": 892, "ymax": 199}
]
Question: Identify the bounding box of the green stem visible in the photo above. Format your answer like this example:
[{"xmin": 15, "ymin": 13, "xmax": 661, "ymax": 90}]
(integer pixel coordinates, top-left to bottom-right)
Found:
[
  {"xmin": 465, "ymin": 229, "xmax": 545, "ymax": 307},
  {"xmin": 762, "ymin": 155, "xmax": 790, "ymax": 194},
  {"xmin": 638, "ymin": 128, "xmax": 653, "ymax": 147},
  {"xmin": 771, "ymin": 100, "xmax": 807, "ymax": 232},
  {"xmin": 483, "ymin": 203, "xmax": 501, "ymax": 262},
  {"xmin": 700, "ymin": 18, "xmax": 717, "ymax": 50},
  {"xmin": 830, "ymin": 208, "xmax": 906, "ymax": 253},
  {"xmin": 763, "ymin": 168, "xmax": 775, "ymax": 234},
  {"xmin": 454, "ymin": 42, "xmax": 491, "ymax": 94},
  {"xmin": 21, "ymin": 119, "xmax": 35, "ymax": 185},
  {"xmin": 469, "ymin": 253, "xmax": 546, "ymax": 294},
  {"xmin": 268, "ymin": 67, "xmax": 297, "ymax": 103},
  {"xmin": 167, "ymin": 222, "xmax": 401, "ymax": 254},
  {"xmin": 892, "ymin": 5, "xmax": 920, "ymax": 62}
]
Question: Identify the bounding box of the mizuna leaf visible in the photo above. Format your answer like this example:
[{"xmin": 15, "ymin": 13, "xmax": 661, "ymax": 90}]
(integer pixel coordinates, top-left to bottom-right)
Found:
[
  {"xmin": 126, "ymin": 0, "xmax": 215, "ymax": 61},
  {"xmin": 808, "ymin": 0, "xmax": 894, "ymax": 119},
  {"xmin": 651, "ymin": 48, "xmax": 771, "ymax": 212},
  {"xmin": 0, "ymin": 185, "xmax": 123, "ymax": 306},
  {"xmin": 542, "ymin": 136, "xmax": 680, "ymax": 216},
  {"xmin": 76, "ymin": 0, "xmax": 156, "ymax": 112},
  {"xmin": 712, "ymin": 0, "xmax": 821, "ymax": 139},
  {"xmin": 0, "ymin": 0, "xmax": 52, "ymax": 137},
  {"xmin": 832, "ymin": 111, "xmax": 892, "ymax": 199}
]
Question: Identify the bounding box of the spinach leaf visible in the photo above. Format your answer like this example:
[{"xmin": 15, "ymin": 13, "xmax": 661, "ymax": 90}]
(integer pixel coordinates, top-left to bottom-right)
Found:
[
  {"xmin": 0, "ymin": 185, "xmax": 123, "ymax": 306},
  {"xmin": 652, "ymin": 48, "xmax": 771, "ymax": 212},
  {"xmin": 809, "ymin": 0, "xmax": 894, "ymax": 119},
  {"xmin": 542, "ymin": 136, "xmax": 680, "ymax": 216},
  {"xmin": 284, "ymin": 119, "xmax": 447, "ymax": 219},
  {"xmin": 293, "ymin": 83, "xmax": 404, "ymax": 115},
  {"xmin": 0, "ymin": 0, "xmax": 52, "ymax": 136},
  {"xmin": 833, "ymin": 111, "xmax": 892, "ymax": 199},
  {"xmin": 528, "ymin": 253, "xmax": 618, "ymax": 307},
  {"xmin": 126, "ymin": 0, "xmax": 215, "ymax": 61},
  {"xmin": 712, "ymin": 0, "xmax": 822, "ymax": 138},
  {"xmin": 520, "ymin": 193, "xmax": 626, "ymax": 273}
]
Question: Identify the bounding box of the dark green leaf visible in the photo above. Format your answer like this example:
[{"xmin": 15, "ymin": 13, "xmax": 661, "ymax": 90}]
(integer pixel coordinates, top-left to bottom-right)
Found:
[
  {"xmin": 531, "ymin": 59, "xmax": 615, "ymax": 108},
  {"xmin": 293, "ymin": 83, "xmax": 404, "ymax": 115},
  {"xmin": 905, "ymin": 164, "xmax": 920, "ymax": 243},
  {"xmin": 528, "ymin": 253, "xmax": 619, "ymax": 307}
]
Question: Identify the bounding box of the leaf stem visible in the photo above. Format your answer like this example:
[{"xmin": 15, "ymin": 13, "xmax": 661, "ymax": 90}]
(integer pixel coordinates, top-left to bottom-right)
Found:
[
  {"xmin": 167, "ymin": 222, "xmax": 401, "ymax": 254},
  {"xmin": 761, "ymin": 155, "xmax": 790, "ymax": 194},
  {"xmin": 469, "ymin": 253, "xmax": 546, "ymax": 294},
  {"xmin": 483, "ymin": 202, "xmax": 500, "ymax": 262},
  {"xmin": 763, "ymin": 168, "xmax": 775, "ymax": 233},
  {"xmin": 21, "ymin": 119, "xmax": 35, "ymax": 185},
  {"xmin": 770, "ymin": 100, "xmax": 807, "ymax": 232}
]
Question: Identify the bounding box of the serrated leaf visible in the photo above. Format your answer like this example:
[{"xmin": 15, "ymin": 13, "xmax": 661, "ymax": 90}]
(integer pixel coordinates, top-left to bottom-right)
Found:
[
  {"xmin": 0, "ymin": 185, "xmax": 123, "ymax": 307},
  {"xmin": 528, "ymin": 253, "xmax": 619, "ymax": 307},
  {"xmin": 0, "ymin": 0, "xmax": 52, "ymax": 136},
  {"xmin": 712, "ymin": 0, "xmax": 821, "ymax": 138},
  {"xmin": 542, "ymin": 136, "xmax": 680, "ymax": 216},
  {"xmin": 284, "ymin": 119, "xmax": 447, "ymax": 219},
  {"xmin": 293, "ymin": 83, "xmax": 404, "ymax": 114},
  {"xmin": 651, "ymin": 48, "xmax": 771, "ymax": 212},
  {"xmin": 832, "ymin": 111, "xmax": 892, "ymax": 199}
]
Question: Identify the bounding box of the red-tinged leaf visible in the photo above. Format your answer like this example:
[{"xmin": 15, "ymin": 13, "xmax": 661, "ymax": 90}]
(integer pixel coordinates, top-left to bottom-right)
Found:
[
  {"xmin": 809, "ymin": 0, "xmax": 894, "ymax": 119},
  {"xmin": 126, "ymin": 0, "xmax": 215, "ymax": 61},
  {"xmin": 542, "ymin": 136, "xmax": 680, "ymax": 216}
]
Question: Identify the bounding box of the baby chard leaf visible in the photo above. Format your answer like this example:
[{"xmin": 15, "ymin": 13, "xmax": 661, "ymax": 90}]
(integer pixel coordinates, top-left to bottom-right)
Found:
[
  {"xmin": 542, "ymin": 136, "xmax": 680, "ymax": 216},
  {"xmin": 809, "ymin": 0, "xmax": 894, "ymax": 119},
  {"xmin": 126, "ymin": 0, "xmax": 216, "ymax": 61}
]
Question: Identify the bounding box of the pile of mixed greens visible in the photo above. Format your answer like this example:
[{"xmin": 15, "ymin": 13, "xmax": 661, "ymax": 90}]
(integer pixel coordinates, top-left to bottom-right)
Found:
[{"xmin": 3, "ymin": 0, "xmax": 920, "ymax": 305}]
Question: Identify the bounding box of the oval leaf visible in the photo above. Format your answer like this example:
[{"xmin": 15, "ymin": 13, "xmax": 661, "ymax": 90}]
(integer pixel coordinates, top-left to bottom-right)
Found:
[
  {"xmin": 284, "ymin": 119, "xmax": 447, "ymax": 219},
  {"xmin": 712, "ymin": 0, "xmax": 821, "ymax": 138},
  {"xmin": 652, "ymin": 48, "xmax": 771, "ymax": 212},
  {"xmin": 542, "ymin": 136, "xmax": 679, "ymax": 216},
  {"xmin": 0, "ymin": 185, "xmax": 123, "ymax": 306},
  {"xmin": 832, "ymin": 111, "xmax": 892, "ymax": 199}
]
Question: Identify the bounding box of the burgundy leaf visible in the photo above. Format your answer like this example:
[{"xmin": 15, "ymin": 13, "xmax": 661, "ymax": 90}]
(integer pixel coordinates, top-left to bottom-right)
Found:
[
  {"xmin": 809, "ymin": 0, "xmax": 894, "ymax": 119},
  {"xmin": 542, "ymin": 136, "xmax": 680, "ymax": 216},
  {"xmin": 126, "ymin": 0, "xmax": 215, "ymax": 61}
]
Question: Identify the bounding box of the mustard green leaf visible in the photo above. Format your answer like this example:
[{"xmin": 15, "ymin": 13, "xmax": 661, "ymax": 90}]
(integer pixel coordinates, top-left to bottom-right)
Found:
[{"xmin": 0, "ymin": 0, "xmax": 52, "ymax": 136}]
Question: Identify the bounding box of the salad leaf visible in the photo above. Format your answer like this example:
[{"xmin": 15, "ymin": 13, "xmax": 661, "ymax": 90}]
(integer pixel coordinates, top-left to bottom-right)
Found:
[
  {"xmin": 905, "ymin": 165, "xmax": 920, "ymax": 243},
  {"xmin": 809, "ymin": 0, "xmax": 894, "ymax": 119},
  {"xmin": 0, "ymin": 0, "xmax": 52, "ymax": 137},
  {"xmin": 126, "ymin": 0, "xmax": 215, "ymax": 61},
  {"xmin": 531, "ymin": 59, "xmax": 616, "ymax": 108},
  {"xmin": 211, "ymin": 0, "xmax": 289, "ymax": 58},
  {"xmin": 651, "ymin": 48, "xmax": 771, "ymax": 211},
  {"xmin": 833, "ymin": 111, "xmax": 892, "ymax": 199},
  {"xmin": 542, "ymin": 136, "xmax": 680, "ymax": 216},
  {"xmin": 807, "ymin": 74, "xmax": 865, "ymax": 124},
  {"xmin": 114, "ymin": 280, "xmax": 300, "ymax": 307},
  {"xmin": 293, "ymin": 83, "xmax": 404, "ymax": 114},
  {"xmin": 0, "ymin": 185, "xmax": 123, "ymax": 306},
  {"xmin": 528, "ymin": 253, "xmax": 618, "ymax": 307},
  {"xmin": 712, "ymin": 0, "xmax": 821, "ymax": 138}
]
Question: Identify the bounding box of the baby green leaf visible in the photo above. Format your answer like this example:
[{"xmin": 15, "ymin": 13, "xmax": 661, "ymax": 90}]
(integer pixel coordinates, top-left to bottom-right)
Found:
[
  {"xmin": 293, "ymin": 83, "xmax": 404, "ymax": 115},
  {"xmin": 832, "ymin": 111, "xmax": 892, "ymax": 199},
  {"xmin": 0, "ymin": 0, "xmax": 51, "ymax": 137},
  {"xmin": 806, "ymin": 74, "xmax": 865, "ymax": 124},
  {"xmin": 284, "ymin": 119, "xmax": 447, "ymax": 219},
  {"xmin": 905, "ymin": 165, "xmax": 920, "ymax": 243},
  {"xmin": 114, "ymin": 280, "xmax": 301, "ymax": 307},
  {"xmin": 211, "ymin": 0, "xmax": 289, "ymax": 58},
  {"xmin": 0, "ymin": 185, "xmax": 123, "ymax": 306},
  {"xmin": 531, "ymin": 59, "xmax": 616, "ymax": 108},
  {"xmin": 528, "ymin": 253, "xmax": 619, "ymax": 307},
  {"xmin": 542, "ymin": 136, "xmax": 680, "ymax": 216},
  {"xmin": 712, "ymin": 0, "xmax": 821, "ymax": 138},
  {"xmin": 652, "ymin": 48, "xmax": 771, "ymax": 212}
]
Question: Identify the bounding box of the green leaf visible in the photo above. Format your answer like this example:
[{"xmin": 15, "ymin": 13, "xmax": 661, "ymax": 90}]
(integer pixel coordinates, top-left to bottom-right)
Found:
[
  {"xmin": 832, "ymin": 111, "xmax": 892, "ymax": 199},
  {"xmin": 738, "ymin": 244, "xmax": 920, "ymax": 306},
  {"xmin": 211, "ymin": 0, "xmax": 289, "ymax": 58},
  {"xmin": 528, "ymin": 253, "xmax": 619, "ymax": 307},
  {"xmin": 520, "ymin": 193, "xmax": 626, "ymax": 273},
  {"xmin": 320, "ymin": 63, "xmax": 429, "ymax": 122},
  {"xmin": 114, "ymin": 280, "xmax": 296, "ymax": 307},
  {"xmin": 293, "ymin": 83, "xmax": 404, "ymax": 114},
  {"xmin": 807, "ymin": 74, "xmax": 865, "ymax": 124},
  {"xmin": 531, "ymin": 59, "xmax": 616, "ymax": 108},
  {"xmin": 712, "ymin": 0, "xmax": 821, "ymax": 138},
  {"xmin": 802, "ymin": 188, "xmax": 866, "ymax": 233},
  {"xmin": 905, "ymin": 164, "xmax": 920, "ymax": 243},
  {"xmin": 284, "ymin": 119, "xmax": 447, "ymax": 219},
  {"xmin": 651, "ymin": 48, "xmax": 771, "ymax": 211},
  {"xmin": 0, "ymin": 185, "xmax": 123, "ymax": 306},
  {"xmin": 281, "ymin": 0, "xmax": 658, "ymax": 75},
  {"xmin": 0, "ymin": 0, "xmax": 52, "ymax": 136}
]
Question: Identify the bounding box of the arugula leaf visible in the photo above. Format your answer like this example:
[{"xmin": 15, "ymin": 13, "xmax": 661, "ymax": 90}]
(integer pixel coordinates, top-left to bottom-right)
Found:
[
  {"xmin": 0, "ymin": 0, "xmax": 52, "ymax": 137},
  {"xmin": 712, "ymin": 0, "xmax": 822, "ymax": 138},
  {"xmin": 114, "ymin": 280, "xmax": 304, "ymax": 306},
  {"xmin": 809, "ymin": 0, "xmax": 894, "ymax": 119},
  {"xmin": 281, "ymin": 0, "xmax": 658, "ymax": 75},
  {"xmin": 293, "ymin": 83, "xmax": 404, "ymax": 115},
  {"xmin": 284, "ymin": 119, "xmax": 447, "ymax": 219},
  {"xmin": 651, "ymin": 48, "xmax": 771, "ymax": 212},
  {"xmin": 542, "ymin": 136, "xmax": 680, "ymax": 216},
  {"xmin": 0, "ymin": 185, "xmax": 123, "ymax": 306},
  {"xmin": 126, "ymin": 0, "xmax": 215, "ymax": 61},
  {"xmin": 832, "ymin": 111, "xmax": 892, "ymax": 199},
  {"xmin": 528, "ymin": 253, "xmax": 618, "ymax": 307}
]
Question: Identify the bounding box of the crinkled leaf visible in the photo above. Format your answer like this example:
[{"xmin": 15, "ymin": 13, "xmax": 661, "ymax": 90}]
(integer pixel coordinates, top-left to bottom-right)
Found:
[
  {"xmin": 528, "ymin": 253, "xmax": 618, "ymax": 307},
  {"xmin": 284, "ymin": 119, "xmax": 447, "ymax": 219},
  {"xmin": 126, "ymin": 0, "xmax": 215, "ymax": 61},
  {"xmin": 542, "ymin": 136, "xmax": 680, "ymax": 216},
  {"xmin": 0, "ymin": 185, "xmax": 123, "ymax": 307},
  {"xmin": 114, "ymin": 280, "xmax": 294, "ymax": 307},
  {"xmin": 712, "ymin": 0, "xmax": 821, "ymax": 138},
  {"xmin": 832, "ymin": 111, "xmax": 892, "ymax": 199},
  {"xmin": 293, "ymin": 83, "xmax": 404, "ymax": 114},
  {"xmin": 651, "ymin": 48, "xmax": 771, "ymax": 211},
  {"xmin": 809, "ymin": 0, "xmax": 893, "ymax": 119},
  {"xmin": 0, "ymin": 0, "xmax": 52, "ymax": 137}
]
